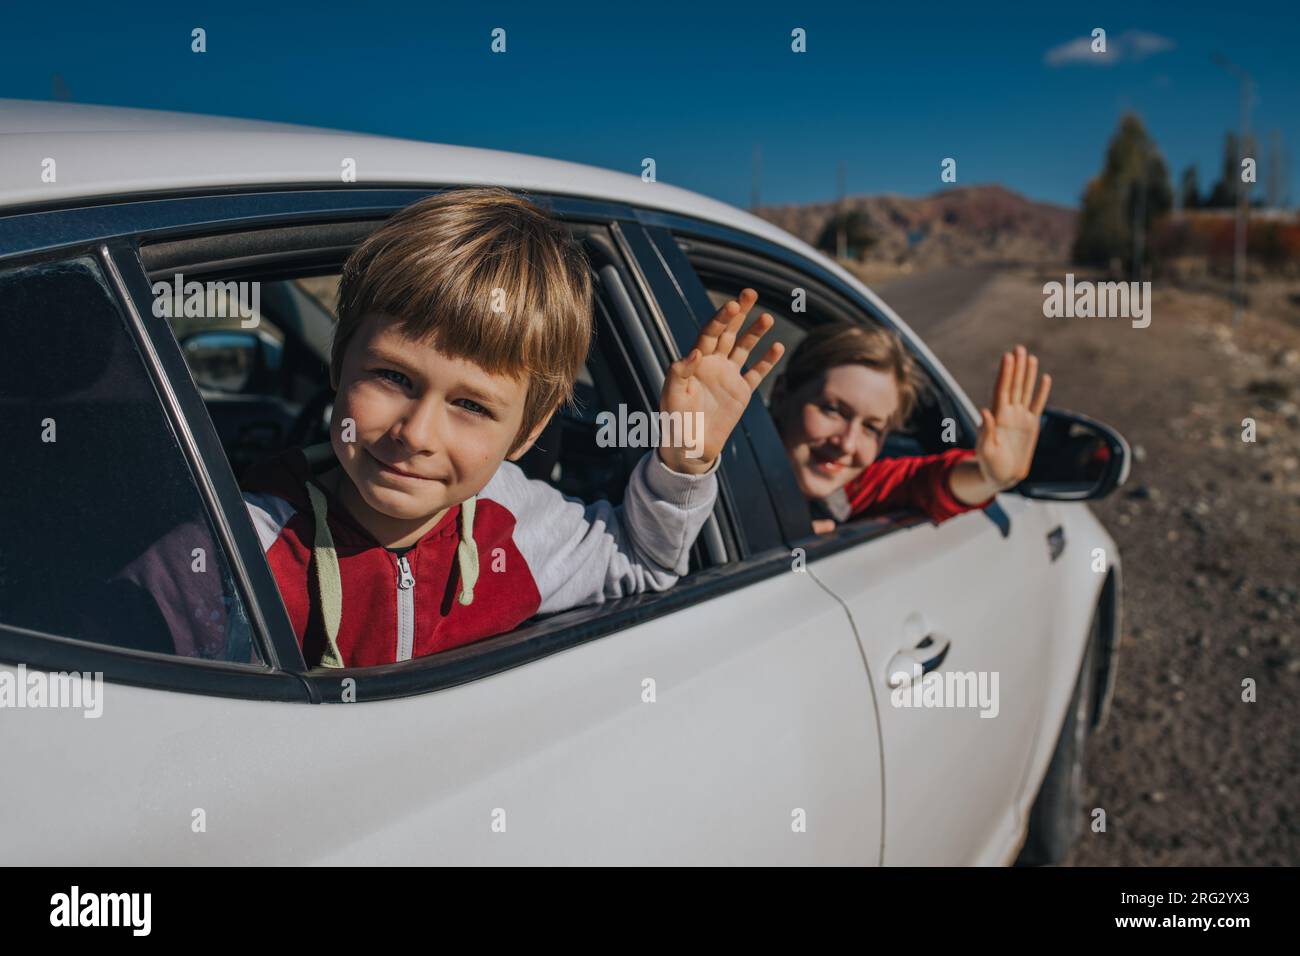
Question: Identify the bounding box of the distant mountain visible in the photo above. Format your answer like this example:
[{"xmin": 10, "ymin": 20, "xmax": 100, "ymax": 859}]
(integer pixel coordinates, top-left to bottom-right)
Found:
[{"xmin": 755, "ymin": 185, "xmax": 1077, "ymax": 268}]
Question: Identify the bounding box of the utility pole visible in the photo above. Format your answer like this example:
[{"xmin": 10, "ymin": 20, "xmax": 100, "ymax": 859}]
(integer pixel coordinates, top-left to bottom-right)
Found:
[
  {"xmin": 1132, "ymin": 164, "xmax": 1148, "ymax": 284},
  {"xmin": 1214, "ymin": 54, "xmax": 1254, "ymax": 326},
  {"xmin": 1266, "ymin": 130, "xmax": 1283, "ymax": 210},
  {"xmin": 836, "ymin": 161, "xmax": 847, "ymax": 261}
]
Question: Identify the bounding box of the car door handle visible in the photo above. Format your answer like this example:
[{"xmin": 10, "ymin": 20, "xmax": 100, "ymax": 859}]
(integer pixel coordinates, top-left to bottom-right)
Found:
[{"xmin": 886, "ymin": 634, "xmax": 952, "ymax": 689}]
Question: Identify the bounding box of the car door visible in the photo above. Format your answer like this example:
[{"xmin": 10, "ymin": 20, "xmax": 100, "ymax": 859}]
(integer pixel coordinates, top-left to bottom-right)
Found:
[
  {"xmin": 802, "ymin": 500, "xmax": 1058, "ymax": 865},
  {"xmin": 0, "ymin": 189, "xmax": 881, "ymax": 864},
  {"xmin": 647, "ymin": 220, "xmax": 1059, "ymax": 865}
]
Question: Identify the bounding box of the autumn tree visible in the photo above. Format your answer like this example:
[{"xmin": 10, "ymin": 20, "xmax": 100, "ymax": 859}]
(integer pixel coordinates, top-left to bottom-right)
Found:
[{"xmin": 1072, "ymin": 113, "xmax": 1173, "ymax": 273}]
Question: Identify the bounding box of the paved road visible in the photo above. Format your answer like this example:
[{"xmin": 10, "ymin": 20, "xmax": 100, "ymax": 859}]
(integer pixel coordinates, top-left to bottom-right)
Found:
[{"xmin": 871, "ymin": 264, "xmax": 1006, "ymax": 339}]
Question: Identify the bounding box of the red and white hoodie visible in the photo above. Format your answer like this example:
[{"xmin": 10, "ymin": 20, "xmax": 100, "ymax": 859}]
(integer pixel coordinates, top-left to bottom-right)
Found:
[
  {"xmin": 810, "ymin": 448, "xmax": 994, "ymax": 525},
  {"xmin": 238, "ymin": 447, "xmax": 720, "ymax": 668}
]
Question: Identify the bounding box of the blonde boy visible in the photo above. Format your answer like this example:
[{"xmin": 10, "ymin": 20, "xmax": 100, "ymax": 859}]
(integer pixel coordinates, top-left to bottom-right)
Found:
[{"xmin": 237, "ymin": 188, "xmax": 783, "ymax": 667}]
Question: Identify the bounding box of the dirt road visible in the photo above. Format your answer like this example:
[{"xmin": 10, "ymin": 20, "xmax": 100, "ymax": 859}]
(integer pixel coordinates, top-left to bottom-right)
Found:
[
  {"xmin": 876, "ymin": 265, "xmax": 1300, "ymax": 866},
  {"xmin": 874, "ymin": 264, "xmax": 1005, "ymax": 339}
]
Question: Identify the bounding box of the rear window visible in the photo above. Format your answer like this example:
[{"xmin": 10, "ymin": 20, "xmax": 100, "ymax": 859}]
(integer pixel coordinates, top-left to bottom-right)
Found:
[{"xmin": 0, "ymin": 256, "xmax": 261, "ymax": 664}]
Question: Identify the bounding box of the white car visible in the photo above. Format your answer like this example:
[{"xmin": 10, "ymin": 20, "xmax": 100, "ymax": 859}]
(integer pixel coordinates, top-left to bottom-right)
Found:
[{"xmin": 0, "ymin": 99, "xmax": 1126, "ymax": 865}]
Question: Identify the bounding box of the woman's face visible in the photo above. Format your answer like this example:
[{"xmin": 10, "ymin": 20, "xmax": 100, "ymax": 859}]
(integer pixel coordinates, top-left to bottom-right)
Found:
[{"xmin": 776, "ymin": 363, "xmax": 900, "ymax": 500}]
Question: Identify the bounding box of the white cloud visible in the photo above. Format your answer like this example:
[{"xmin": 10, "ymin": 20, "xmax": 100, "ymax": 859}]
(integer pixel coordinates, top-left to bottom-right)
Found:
[
  {"xmin": 1126, "ymin": 31, "xmax": 1176, "ymax": 58},
  {"xmin": 1044, "ymin": 29, "xmax": 1176, "ymax": 67},
  {"xmin": 1045, "ymin": 37, "xmax": 1097, "ymax": 66}
]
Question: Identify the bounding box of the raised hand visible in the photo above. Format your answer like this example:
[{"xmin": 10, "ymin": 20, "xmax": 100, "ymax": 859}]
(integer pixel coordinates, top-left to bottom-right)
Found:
[
  {"xmin": 974, "ymin": 344, "xmax": 1052, "ymax": 491},
  {"xmin": 657, "ymin": 288, "xmax": 785, "ymax": 475}
]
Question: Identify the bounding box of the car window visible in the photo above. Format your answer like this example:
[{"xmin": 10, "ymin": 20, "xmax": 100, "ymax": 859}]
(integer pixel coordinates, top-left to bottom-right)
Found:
[
  {"xmin": 161, "ymin": 276, "xmax": 335, "ymax": 478},
  {"xmin": 681, "ymin": 238, "xmax": 975, "ymax": 533},
  {"xmin": 701, "ymin": 286, "xmax": 803, "ymax": 406},
  {"xmin": 139, "ymin": 221, "xmax": 705, "ymax": 676},
  {"xmin": 695, "ymin": 272, "xmax": 947, "ymax": 458},
  {"xmin": 0, "ymin": 256, "xmax": 262, "ymax": 664},
  {"xmin": 293, "ymin": 275, "xmax": 340, "ymax": 316},
  {"xmin": 516, "ymin": 292, "xmax": 640, "ymax": 505}
]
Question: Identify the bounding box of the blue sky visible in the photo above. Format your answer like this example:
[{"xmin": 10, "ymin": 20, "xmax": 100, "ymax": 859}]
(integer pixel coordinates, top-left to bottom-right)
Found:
[{"xmin": 2, "ymin": 1, "xmax": 1296, "ymax": 209}]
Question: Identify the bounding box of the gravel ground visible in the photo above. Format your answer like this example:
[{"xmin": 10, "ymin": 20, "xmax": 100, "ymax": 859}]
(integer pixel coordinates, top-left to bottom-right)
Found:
[{"xmin": 912, "ymin": 266, "xmax": 1300, "ymax": 866}]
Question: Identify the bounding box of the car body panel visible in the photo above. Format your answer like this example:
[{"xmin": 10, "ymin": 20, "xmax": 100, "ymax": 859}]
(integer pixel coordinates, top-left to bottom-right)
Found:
[
  {"xmin": 1, "ymin": 569, "xmax": 880, "ymax": 864},
  {"xmin": 806, "ymin": 495, "xmax": 1056, "ymax": 866},
  {"xmin": 1013, "ymin": 500, "xmax": 1121, "ymax": 824}
]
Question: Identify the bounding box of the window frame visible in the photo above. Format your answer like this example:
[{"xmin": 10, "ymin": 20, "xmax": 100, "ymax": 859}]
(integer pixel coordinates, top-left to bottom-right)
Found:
[
  {"xmin": 0, "ymin": 187, "xmax": 803, "ymax": 703},
  {"xmin": 634, "ymin": 208, "xmax": 1001, "ymax": 563},
  {"xmin": 0, "ymin": 242, "xmax": 309, "ymax": 702}
]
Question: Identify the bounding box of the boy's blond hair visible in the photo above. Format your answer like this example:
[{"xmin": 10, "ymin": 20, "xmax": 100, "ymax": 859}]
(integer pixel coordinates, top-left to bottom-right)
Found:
[
  {"xmin": 333, "ymin": 187, "xmax": 593, "ymax": 451},
  {"xmin": 770, "ymin": 322, "xmax": 926, "ymax": 431}
]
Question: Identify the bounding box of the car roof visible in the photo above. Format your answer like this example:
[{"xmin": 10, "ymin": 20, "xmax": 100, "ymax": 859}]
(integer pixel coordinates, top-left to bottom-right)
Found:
[
  {"xmin": 0, "ymin": 98, "xmax": 806, "ymax": 255},
  {"xmin": 0, "ymin": 100, "xmax": 970, "ymax": 417}
]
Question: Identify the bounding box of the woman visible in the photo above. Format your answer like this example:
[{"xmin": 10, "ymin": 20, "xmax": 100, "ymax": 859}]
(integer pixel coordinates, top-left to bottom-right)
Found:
[{"xmin": 766, "ymin": 322, "xmax": 1051, "ymax": 533}]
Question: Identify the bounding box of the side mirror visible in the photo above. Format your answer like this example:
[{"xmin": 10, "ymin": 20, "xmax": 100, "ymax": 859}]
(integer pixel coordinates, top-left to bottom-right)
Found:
[
  {"xmin": 182, "ymin": 330, "xmax": 259, "ymax": 392},
  {"xmin": 1017, "ymin": 408, "xmax": 1130, "ymax": 501},
  {"xmin": 181, "ymin": 330, "xmax": 282, "ymax": 393}
]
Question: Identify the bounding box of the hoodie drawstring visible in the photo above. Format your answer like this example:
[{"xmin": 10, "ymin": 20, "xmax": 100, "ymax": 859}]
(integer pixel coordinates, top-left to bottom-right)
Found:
[
  {"xmin": 457, "ymin": 496, "xmax": 479, "ymax": 606},
  {"xmin": 305, "ymin": 481, "xmax": 345, "ymax": 669},
  {"xmin": 302, "ymin": 482, "xmax": 480, "ymax": 669}
]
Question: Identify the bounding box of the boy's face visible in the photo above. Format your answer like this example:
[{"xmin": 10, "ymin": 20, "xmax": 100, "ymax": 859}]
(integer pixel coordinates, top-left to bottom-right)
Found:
[
  {"xmin": 330, "ymin": 313, "xmax": 547, "ymax": 528},
  {"xmin": 777, "ymin": 363, "xmax": 900, "ymax": 500}
]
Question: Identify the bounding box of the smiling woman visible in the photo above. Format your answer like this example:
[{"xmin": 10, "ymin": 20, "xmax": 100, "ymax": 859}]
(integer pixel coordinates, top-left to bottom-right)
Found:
[
  {"xmin": 767, "ymin": 322, "xmax": 1051, "ymax": 532},
  {"xmin": 769, "ymin": 322, "xmax": 924, "ymax": 502}
]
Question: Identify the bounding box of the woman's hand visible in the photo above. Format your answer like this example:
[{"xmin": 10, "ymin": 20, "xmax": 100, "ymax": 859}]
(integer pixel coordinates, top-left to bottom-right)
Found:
[
  {"xmin": 976, "ymin": 345, "xmax": 1052, "ymax": 489},
  {"xmin": 950, "ymin": 344, "xmax": 1051, "ymax": 505}
]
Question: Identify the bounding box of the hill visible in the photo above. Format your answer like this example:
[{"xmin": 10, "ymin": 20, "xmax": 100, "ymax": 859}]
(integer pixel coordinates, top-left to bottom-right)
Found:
[{"xmin": 755, "ymin": 184, "xmax": 1077, "ymax": 268}]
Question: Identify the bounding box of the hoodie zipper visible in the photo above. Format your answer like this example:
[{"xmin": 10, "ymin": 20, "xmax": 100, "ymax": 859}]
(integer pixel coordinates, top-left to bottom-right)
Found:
[{"xmin": 395, "ymin": 554, "xmax": 415, "ymax": 661}]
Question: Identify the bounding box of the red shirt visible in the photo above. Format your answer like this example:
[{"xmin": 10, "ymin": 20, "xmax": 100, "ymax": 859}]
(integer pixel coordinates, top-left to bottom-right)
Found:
[{"xmin": 842, "ymin": 447, "xmax": 993, "ymax": 523}]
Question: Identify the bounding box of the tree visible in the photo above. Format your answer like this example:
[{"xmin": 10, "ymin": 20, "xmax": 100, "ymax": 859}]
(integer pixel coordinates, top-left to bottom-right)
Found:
[
  {"xmin": 816, "ymin": 209, "xmax": 877, "ymax": 260},
  {"xmin": 1072, "ymin": 113, "xmax": 1173, "ymax": 273}
]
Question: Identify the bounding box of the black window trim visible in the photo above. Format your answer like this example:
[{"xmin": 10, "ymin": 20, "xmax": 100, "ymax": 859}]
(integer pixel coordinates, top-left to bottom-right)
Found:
[
  {"xmin": 607, "ymin": 222, "xmax": 740, "ymax": 563},
  {"xmin": 632, "ymin": 224, "xmax": 792, "ymax": 555},
  {"xmin": 0, "ymin": 188, "xmax": 645, "ymax": 264},
  {"xmin": 0, "ymin": 621, "xmax": 309, "ymax": 702},
  {"xmin": 104, "ymin": 242, "xmax": 310, "ymax": 672}
]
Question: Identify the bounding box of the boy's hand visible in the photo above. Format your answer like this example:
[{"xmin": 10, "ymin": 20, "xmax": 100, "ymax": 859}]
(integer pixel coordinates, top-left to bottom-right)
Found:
[
  {"xmin": 954, "ymin": 345, "xmax": 1051, "ymax": 503},
  {"xmin": 657, "ymin": 288, "xmax": 784, "ymax": 475}
]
